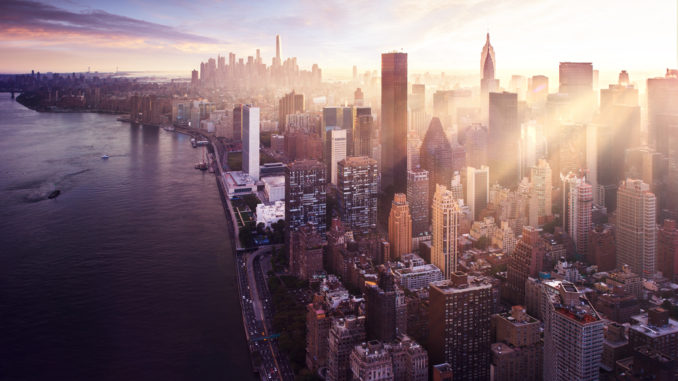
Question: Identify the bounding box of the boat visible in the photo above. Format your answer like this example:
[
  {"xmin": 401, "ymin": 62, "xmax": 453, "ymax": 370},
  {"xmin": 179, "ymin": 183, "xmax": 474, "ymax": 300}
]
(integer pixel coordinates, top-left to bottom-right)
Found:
[
  {"xmin": 48, "ymin": 190, "xmax": 61, "ymax": 199},
  {"xmin": 190, "ymin": 138, "xmax": 197, "ymax": 148},
  {"xmin": 101, "ymin": 155, "xmax": 109, "ymax": 159},
  {"xmin": 195, "ymin": 162, "xmax": 208, "ymax": 170}
]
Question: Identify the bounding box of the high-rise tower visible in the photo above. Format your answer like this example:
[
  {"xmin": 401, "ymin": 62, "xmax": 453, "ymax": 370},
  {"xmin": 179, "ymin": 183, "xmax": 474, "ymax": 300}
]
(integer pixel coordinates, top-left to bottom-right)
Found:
[
  {"xmin": 388, "ymin": 193, "xmax": 412, "ymax": 259},
  {"xmin": 275, "ymin": 34, "xmax": 282, "ymax": 65},
  {"xmin": 381, "ymin": 52, "xmax": 408, "ymax": 196},
  {"xmin": 431, "ymin": 185, "xmax": 461, "ymax": 279},
  {"xmin": 617, "ymin": 179, "xmax": 657, "ymax": 278},
  {"xmin": 242, "ymin": 105, "xmax": 260, "ymax": 180}
]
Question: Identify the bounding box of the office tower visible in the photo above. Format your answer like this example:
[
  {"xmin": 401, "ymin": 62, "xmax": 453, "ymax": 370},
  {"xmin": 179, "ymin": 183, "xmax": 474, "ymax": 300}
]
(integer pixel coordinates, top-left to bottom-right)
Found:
[
  {"xmin": 232, "ymin": 104, "xmax": 243, "ymax": 140},
  {"xmin": 190, "ymin": 69, "xmax": 199, "ymax": 86},
  {"xmin": 420, "ymin": 117, "xmax": 453, "ymax": 204},
  {"xmin": 480, "ymin": 33, "xmax": 499, "ymax": 122},
  {"xmin": 617, "ymin": 179, "xmax": 657, "ymax": 278},
  {"xmin": 527, "ymin": 75, "xmax": 549, "ymax": 107},
  {"xmin": 242, "ymin": 105, "xmax": 260, "ymax": 180},
  {"xmin": 461, "ymin": 124, "xmax": 488, "ymax": 169},
  {"xmin": 491, "ymin": 306, "xmax": 543, "ymax": 381},
  {"xmin": 628, "ymin": 308, "xmax": 678, "ymax": 359},
  {"xmin": 429, "ymin": 274, "xmax": 493, "ymax": 381},
  {"xmin": 354, "ymin": 88, "xmax": 364, "ymax": 107},
  {"xmin": 559, "ymin": 62, "xmax": 594, "ymax": 122},
  {"xmin": 381, "ymin": 52, "xmax": 408, "ymax": 195},
  {"xmin": 431, "ymin": 185, "xmax": 461, "ymax": 279},
  {"xmin": 407, "ymin": 131, "xmax": 421, "ymax": 170},
  {"xmin": 560, "ymin": 171, "xmax": 581, "ymax": 233},
  {"xmin": 366, "ymin": 267, "xmax": 406, "ymax": 341},
  {"xmin": 411, "ymin": 84, "xmax": 425, "ymax": 112},
  {"xmin": 278, "ymin": 91, "xmax": 304, "ymax": 132},
  {"xmin": 450, "ymin": 172, "xmax": 463, "ymax": 201},
  {"xmin": 506, "ymin": 226, "xmax": 545, "ymax": 305},
  {"xmin": 328, "ymin": 128, "xmax": 347, "ymax": 185},
  {"xmin": 354, "ymin": 110, "xmax": 374, "ymax": 157},
  {"xmin": 529, "ymin": 159, "xmax": 552, "ymax": 227},
  {"xmin": 290, "ymin": 225, "xmax": 323, "ymax": 280},
  {"xmin": 467, "ymin": 166, "xmax": 490, "ymax": 220},
  {"xmin": 542, "ymin": 282, "xmax": 604, "ymax": 381},
  {"xmin": 590, "ymin": 224, "xmax": 616, "ymax": 271},
  {"xmin": 488, "ymin": 92, "xmax": 519, "ymax": 186},
  {"xmin": 647, "ymin": 72, "xmax": 678, "ymax": 155},
  {"xmin": 337, "ymin": 156, "xmax": 378, "ymax": 235},
  {"xmin": 275, "ymin": 34, "xmax": 282, "ymax": 65},
  {"xmin": 388, "ymin": 193, "xmax": 413, "ymax": 259},
  {"xmin": 407, "ymin": 169, "xmax": 430, "ymax": 236},
  {"xmin": 567, "ymin": 179, "xmax": 593, "ymax": 257},
  {"xmin": 658, "ymin": 219, "xmax": 678, "ymax": 281},
  {"xmin": 327, "ymin": 316, "xmax": 366, "ymax": 381},
  {"xmin": 285, "ymin": 160, "xmax": 327, "ymax": 236},
  {"xmin": 668, "ymin": 124, "xmax": 678, "ymax": 212}
]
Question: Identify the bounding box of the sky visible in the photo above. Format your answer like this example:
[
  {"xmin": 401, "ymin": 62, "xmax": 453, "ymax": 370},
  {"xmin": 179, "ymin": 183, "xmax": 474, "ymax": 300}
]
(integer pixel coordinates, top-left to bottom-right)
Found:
[{"xmin": 0, "ymin": 0, "xmax": 676, "ymax": 79}]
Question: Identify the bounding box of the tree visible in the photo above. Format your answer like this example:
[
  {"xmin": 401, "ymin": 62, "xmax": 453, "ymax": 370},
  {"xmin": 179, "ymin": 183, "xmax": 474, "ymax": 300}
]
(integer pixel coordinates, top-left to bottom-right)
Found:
[{"xmin": 242, "ymin": 193, "xmax": 261, "ymax": 212}]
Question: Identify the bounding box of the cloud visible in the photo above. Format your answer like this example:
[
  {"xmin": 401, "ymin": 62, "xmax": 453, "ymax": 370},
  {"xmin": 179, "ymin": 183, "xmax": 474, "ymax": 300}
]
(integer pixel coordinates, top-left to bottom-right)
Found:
[{"xmin": 0, "ymin": 0, "xmax": 223, "ymax": 45}]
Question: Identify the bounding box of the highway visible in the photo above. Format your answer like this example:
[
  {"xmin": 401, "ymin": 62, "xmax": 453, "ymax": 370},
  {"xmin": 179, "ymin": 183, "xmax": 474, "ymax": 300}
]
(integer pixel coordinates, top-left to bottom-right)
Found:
[{"xmin": 235, "ymin": 246, "xmax": 293, "ymax": 381}]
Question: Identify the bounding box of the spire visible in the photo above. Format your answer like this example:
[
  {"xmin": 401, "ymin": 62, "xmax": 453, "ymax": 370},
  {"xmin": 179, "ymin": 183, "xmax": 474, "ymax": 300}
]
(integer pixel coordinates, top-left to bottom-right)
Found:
[{"xmin": 486, "ymin": 32, "xmax": 490, "ymax": 44}]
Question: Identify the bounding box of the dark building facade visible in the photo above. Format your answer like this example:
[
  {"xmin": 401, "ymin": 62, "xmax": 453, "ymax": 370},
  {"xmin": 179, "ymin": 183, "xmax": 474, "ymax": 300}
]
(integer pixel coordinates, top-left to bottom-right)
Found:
[
  {"xmin": 381, "ymin": 52, "xmax": 408, "ymax": 196},
  {"xmin": 488, "ymin": 92, "xmax": 519, "ymax": 187}
]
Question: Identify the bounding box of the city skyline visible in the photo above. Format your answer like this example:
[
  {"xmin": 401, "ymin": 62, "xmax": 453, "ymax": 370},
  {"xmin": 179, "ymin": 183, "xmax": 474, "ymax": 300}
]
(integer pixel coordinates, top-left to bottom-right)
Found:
[{"xmin": 1, "ymin": 0, "xmax": 676, "ymax": 77}]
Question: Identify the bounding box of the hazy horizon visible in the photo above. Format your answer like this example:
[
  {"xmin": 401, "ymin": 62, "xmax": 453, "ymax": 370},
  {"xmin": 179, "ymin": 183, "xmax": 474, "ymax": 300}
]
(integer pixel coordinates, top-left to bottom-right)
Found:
[{"xmin": 1, "ymin": 0, "xmax": 676, "ymax": 77}]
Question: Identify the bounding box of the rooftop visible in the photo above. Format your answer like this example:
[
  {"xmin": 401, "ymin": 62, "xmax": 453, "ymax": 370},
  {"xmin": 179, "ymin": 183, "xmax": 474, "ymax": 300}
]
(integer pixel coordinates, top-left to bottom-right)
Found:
[{"xmin": 630, "ymin": 314, "xmax": 678, "ymax": 337}]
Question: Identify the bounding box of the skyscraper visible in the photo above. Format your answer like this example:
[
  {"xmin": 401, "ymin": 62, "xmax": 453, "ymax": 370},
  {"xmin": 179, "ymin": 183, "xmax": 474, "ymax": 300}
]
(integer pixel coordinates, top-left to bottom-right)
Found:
[
  {"xmin": 559, "ymin": 62, "xmax": 594, "ymax": 122},
  {"xmin": 461, "ymin": 124, "xmax": 488, "ymax": 169},
  {"xmin": 337, "ymin": 156, "xmax": 378, "ymax": 235},
  {"xmin": 491, "ymin": 306, "xmax": 543, "ymax": 381},
  {"xmin": 431, "ymin": 185, "xmax": 461, "ymax": 279},
  {"xmin": 480, "ymin": 33, "xmax": 499, "ymax": 123},
  {"xmin": 467, "ymin": 166, "xmax": 490, "ymax": 220},
  {"xmin": 285, "ymin": 160, "xmax": 327, "ymax": 236},
  {"xmin": 617, "ymin": 179, "xmax": 657, "ymax": 278},
  {"xmin": 542, "ymin": 281, "xmax": 604, "ymax": 381},
  {"xmin": 328, "ymin": 128, "xmax": 347, "ymax": 185},
  {"xmin": 529, "ymin": 159, "xmax": 552, "ymax": 227},
  {"xmin": 647, "ymin": 71, "xmax": 678, "ymax": 155},
  {"xmin": 381, "ymin": 52, "xmax": 408, "ymax": 195},
  {"xmin": 429, "ymin": 274, "xmax": 493, "ymax": 381},
  {"xmin": 658, "ymin": 219, "xmax": 678, "ymax": 281},
  {"xmin": 420, "ymin": 117, "xmax": 453, "ymax": 204},
  {"xmin": 407, "ymin": 169, "xmax": 430, "ymax": 236},
  {"xmin": 278, "ymin": 90, "xmax": 304, "ymax": 132},
  {"xmin": 353, "ymin": 107, "xmax": 373, "ymax": 157},
  {"xmin": 232, "ymin": 104, "xmax": 243, "ymax": 141},
  {"xmin": 242, "ymin": 105, "xmax": 260, "ymax": 180},
  {"xmin": 275, "ymin": 34, "xmax": 282, "ymax": 65},
  {"xmin": 388, "ymin": 193, "xmax": 412, "ymax": 259},
  {"xmin": 566, "ymin": 178, "xmax": 593, "ymax": 258},
  {"xmin": 506, "ymin": 226, "xmax": 545, "ymax": 305},
  {"xmin": 488, "ymin": 92, "xmax": 519, "ymax": 186},
  {"xmin": 290, "ymin": 225, "xmax": 324, "ymax": 280}
]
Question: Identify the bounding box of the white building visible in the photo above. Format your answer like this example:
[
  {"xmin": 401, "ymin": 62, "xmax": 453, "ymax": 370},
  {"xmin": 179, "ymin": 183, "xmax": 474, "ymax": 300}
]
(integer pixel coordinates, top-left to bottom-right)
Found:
[
  {"xmin": 255, "ymin": 201, "xmax": 285, "ymax": 228},
  {"xmin": 393, "ymin": 263, "xmax": 444, "ymax": 291},
  {"xmin": 242, "ymin": 105, "xmax": 260, "ymax": 180},
  {"xmin": 329, "ymin": 128, "xmax": 347, "ymax": 185},
  {"xmin": 262, "ymin": 176, "xmax": 285, "ymax": 202},
  {"xmin": 224, "ymin": 171, "xmax": 257, "ymax": 198}
]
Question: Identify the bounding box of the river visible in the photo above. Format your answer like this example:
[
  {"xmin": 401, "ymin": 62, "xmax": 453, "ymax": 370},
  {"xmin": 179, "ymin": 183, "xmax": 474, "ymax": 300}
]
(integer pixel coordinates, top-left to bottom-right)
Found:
[{"xmin": 0, "ymin": 93, "xmax": 254, "ymax": 380}]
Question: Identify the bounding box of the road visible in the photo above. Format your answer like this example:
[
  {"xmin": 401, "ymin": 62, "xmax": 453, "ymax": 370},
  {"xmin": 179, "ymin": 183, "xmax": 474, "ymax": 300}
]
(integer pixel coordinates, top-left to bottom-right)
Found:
[{"xmin": 234, "ymin": 245, "xmax": 292, "ymax": 381}]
